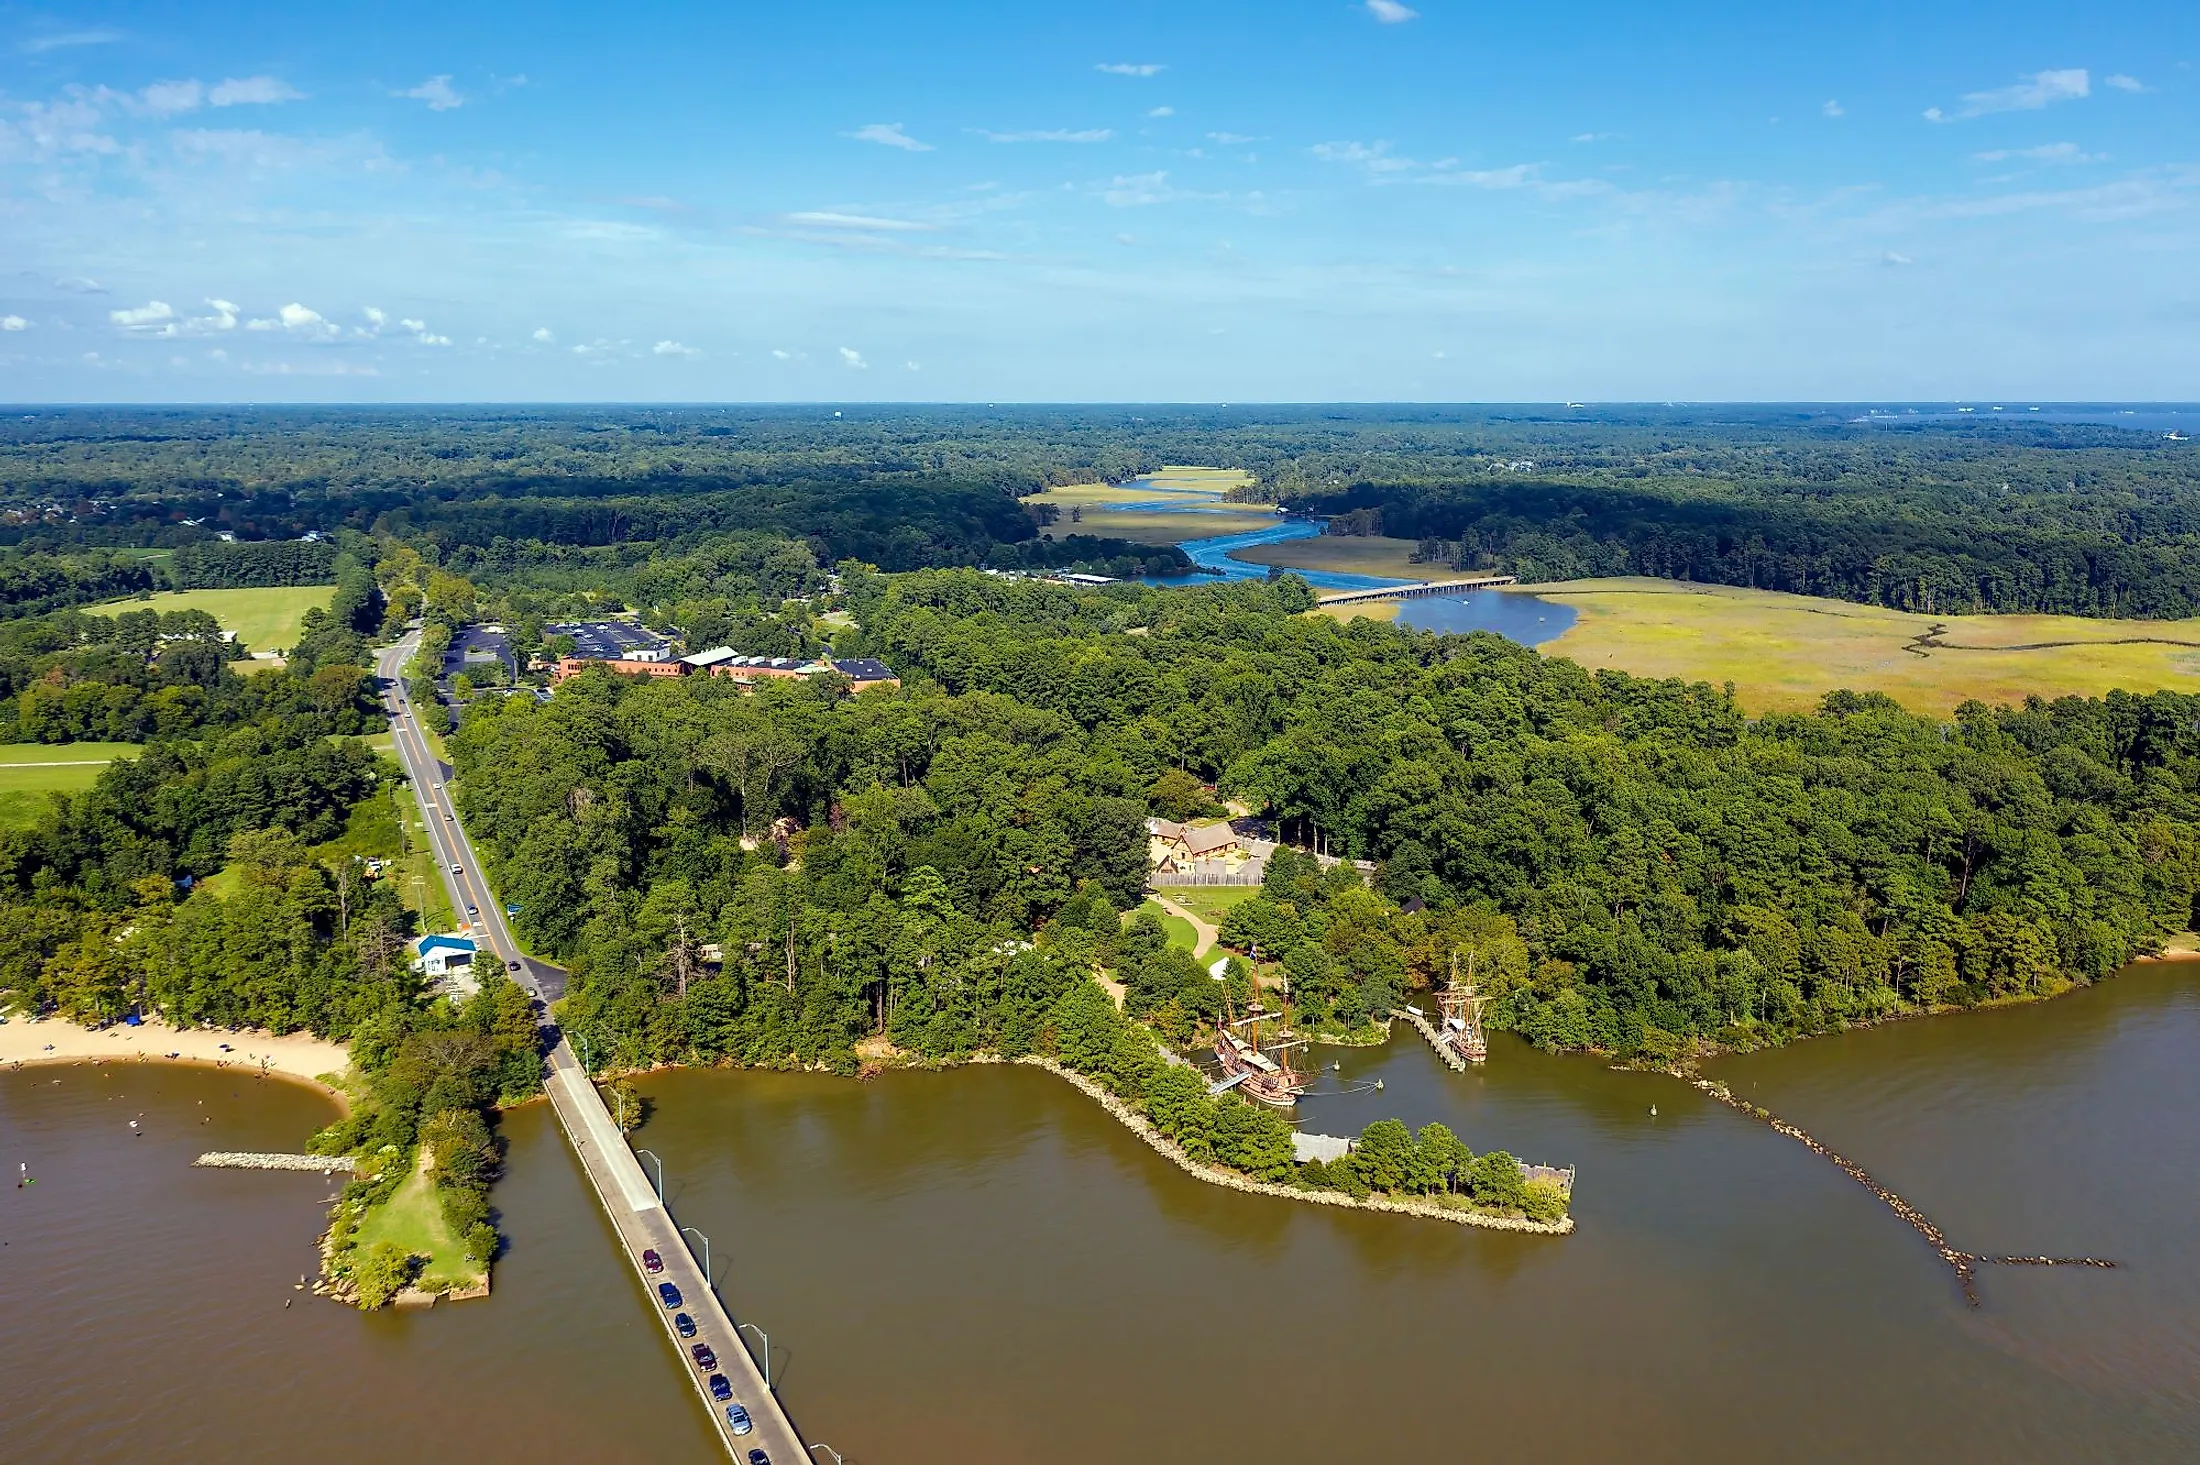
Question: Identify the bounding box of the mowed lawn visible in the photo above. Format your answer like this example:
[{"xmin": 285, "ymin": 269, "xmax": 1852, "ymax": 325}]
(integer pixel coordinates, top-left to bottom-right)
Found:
[
  {"xmin": 351, "ymin": 1155, "xmax": 483, "ymax": 1293},
  {"xmin": 1524, "ymin": 578, "xmax": 2200, "ymax": 716},
  {"xmin": 87, "ymin": 585, "xmax": 337, "ymax": 653},
  {"xmin": 0, "ymin": 743, "xmax": 139, "ymax": 828}
]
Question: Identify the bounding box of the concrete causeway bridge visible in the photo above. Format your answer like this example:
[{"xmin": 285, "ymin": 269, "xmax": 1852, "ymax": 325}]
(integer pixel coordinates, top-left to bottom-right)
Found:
[
  {"xmin": 380, "ymin": 630, "xmax": 808, "ymax": 1463},
  {"xmin": 1315, "ymin": 573, "xmax": 1518, "ymax": 607}
]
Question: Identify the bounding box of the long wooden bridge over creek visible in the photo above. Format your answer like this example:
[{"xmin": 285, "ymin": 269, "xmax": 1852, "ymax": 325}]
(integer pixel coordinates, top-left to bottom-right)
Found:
[
  {"xmin": 378, "ymin": 630, "xmax": 810, "ymax": 1462},
  {"xmin": 1315, "ymin": 573, "xmax": 1518, "ymax": 607}
]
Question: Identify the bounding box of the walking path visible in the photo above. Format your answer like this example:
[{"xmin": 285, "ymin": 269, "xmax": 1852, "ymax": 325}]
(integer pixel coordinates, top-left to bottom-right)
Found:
[{"xmin": 1149, "ymin": 892, "xmax": 1219, "ymax": 957}]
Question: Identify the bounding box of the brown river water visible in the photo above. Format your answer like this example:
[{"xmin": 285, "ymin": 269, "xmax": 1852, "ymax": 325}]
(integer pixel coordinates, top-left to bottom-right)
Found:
[{"xmin": 5, "ymin": 960, "xmax": 2197, "ymax": 1463}]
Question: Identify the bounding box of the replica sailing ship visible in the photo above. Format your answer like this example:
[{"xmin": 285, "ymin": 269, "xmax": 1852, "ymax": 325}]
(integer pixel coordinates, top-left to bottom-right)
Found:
[
  {"xmin": 1439, "ymin": 951, "xmax": 1488, "ymax": 1066},
  {"xmin": 1213, "ymin": 995, "xmax": 1310, "ymax": 1107}
]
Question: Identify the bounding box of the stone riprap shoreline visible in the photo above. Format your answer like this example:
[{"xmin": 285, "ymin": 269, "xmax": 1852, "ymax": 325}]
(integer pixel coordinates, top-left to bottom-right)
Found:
[
  {"xmin": 195, "ymin": 1151, "xmax": 356, "ymax": 1173},
  {"xmin": 1001, "ymin": 1054, "xmax": 1573, "ymax": 1235}
]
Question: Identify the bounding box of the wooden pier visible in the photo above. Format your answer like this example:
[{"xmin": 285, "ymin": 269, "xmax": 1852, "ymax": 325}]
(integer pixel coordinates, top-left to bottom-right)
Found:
[
  {"xmin": 1316, "ymin": 574, "xmax": 1518, "ymax": 607},
  {"xmin": 1397, "ymin": 1007, "xmax": 1467, "ymax": 1072}
]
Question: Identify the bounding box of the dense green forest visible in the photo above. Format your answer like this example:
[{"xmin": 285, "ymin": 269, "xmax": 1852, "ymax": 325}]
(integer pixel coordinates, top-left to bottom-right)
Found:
[
  {"xmin": 445, "ymin": 569, "xmax": 2200, "ymax": 1079},
  {"xmin": 8, "ymin": 404, "xmax": 2196, "ymax": 615}
]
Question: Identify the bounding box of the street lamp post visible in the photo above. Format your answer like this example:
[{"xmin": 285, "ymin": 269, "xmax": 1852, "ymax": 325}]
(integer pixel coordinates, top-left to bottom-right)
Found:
[
  {"xmin": 681, "ymin": 1225, "xmax": 711, "ymax": 1286},
  {"xmin": 634, "ymin": 1147, "xmax": 664, "ymax": 1202},
  {"xmin": 738, "ymin": 1321, "xmax": 771, "ymax": 1389},
  {"xmin": 808, "ymin": 1447, "xmax": 844, "ymax": 1465}
]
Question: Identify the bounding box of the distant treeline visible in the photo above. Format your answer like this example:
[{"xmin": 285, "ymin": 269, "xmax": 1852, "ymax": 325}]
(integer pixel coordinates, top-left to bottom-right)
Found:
[
  {"xmin": 1315, "ymin": 479, "xmax": 2200, "ymax": 618},
  {"xmin": 3, "ymin": 404, "xmax": 2195, "ymax": 615}
]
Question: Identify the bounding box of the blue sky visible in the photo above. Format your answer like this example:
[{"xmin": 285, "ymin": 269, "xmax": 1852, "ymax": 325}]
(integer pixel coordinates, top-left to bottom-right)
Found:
[{"xmin": 0, "ymin": 0, "xmax": 2193, "ymax": 402}]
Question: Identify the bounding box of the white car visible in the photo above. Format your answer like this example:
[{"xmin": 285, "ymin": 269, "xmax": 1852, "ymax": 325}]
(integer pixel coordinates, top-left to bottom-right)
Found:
[{"xmin": 450, "ymin": 863, "xmax": 463, "ymax": 875}]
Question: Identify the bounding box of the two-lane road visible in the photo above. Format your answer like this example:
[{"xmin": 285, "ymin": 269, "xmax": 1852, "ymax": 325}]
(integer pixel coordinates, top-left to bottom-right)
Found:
[{"xmin": 373, "ymin": 629, "xmax": 808, "ymax": 1462}]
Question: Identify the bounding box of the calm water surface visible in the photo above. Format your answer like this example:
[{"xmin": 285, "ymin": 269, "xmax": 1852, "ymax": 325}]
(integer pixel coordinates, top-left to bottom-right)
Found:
[{"xmin": 7, "ymin": 961, "xmax": 2197, "ymax": 1462}]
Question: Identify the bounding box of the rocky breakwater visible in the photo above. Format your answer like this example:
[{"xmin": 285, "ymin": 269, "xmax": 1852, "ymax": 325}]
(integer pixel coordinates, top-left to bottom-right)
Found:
[{"xmin": 1016, "ymin": 1055, "xmax": 1573, "ymax": 1235}]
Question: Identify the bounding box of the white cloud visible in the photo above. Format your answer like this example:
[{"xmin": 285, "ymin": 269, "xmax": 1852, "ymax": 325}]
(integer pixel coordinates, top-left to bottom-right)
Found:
[
  {"xmin": 110, "ymin": 300, "xmax": 176, "ymax": 330},
  {"xmin": 1365, "ymin": 0, "xmax": 1419, "ymax": 21},
  {"xmin": 18, "ymin": 29, "xmax": 125, "ymax": 54},
  {"xmin": 278, "ymin": 302, "xmax": 324, "ymax": 329},
  {"xmin": 1973, "ymin": 141, "xmax": 2103, "ymax": 164},
  {"xmin": 1571, "ymin": 132, "xmax": 1616, "ymax": 143},
  {"xmin": 1310, "ymin": 139, "xmax": 1417, "ymax": 173},
  {"xmin": 0, "ymin": 315, "xmax": 26, "ymax": 331},
  {"xmin": 974, "ymin": 128, "xmax": 1112, "ymax": 143},
  {"xmin": 1096, "ymin": 63, "xmax": 1165, "ymax": 77},
  {"xmin": 1208, "ymin": 131, "xmax": 1256, "ymax": 145},
  {"xmin": 203, "ymin": 299, "xmax": 238, "ymax": 330},
  {"xmin": 209, "ymin": 76, "xmax": 305, "ymax": 107},
  {"xmin": 1822, "ymin": 100, "xmax": 1844, "ymax": 118},
  {"xmin": 532, "ymin": 327, "xmax": 555, "ymax": 344},
  {"xmin": 362, "ymin": 306, "xmax": 388, "ymax": 329},
  {"xmin": 652, "ymin": 339, "xmax": 700, "ymax": 357},
  {"xmin": 2105, "ymin": 74, "xmax": 2147, "ymax": 93},
  {"xmin": 772, "ymin": 349, "xmax": 791, "ymax": 360},
  {"xmin": 396, "ymin": 317, "xmax": 451, "ymax": 345},
  {"xmin": 401, "ymin": 76, "xmax": 464, "ymax": 111},
  {"xmin": 785, "ymin": 210, "xmax": 931, "ymax": 230},
  {"xmin": 905, "ymin": 360, "xmax": 920, "ymax": 371},
  {"xmin": 1148, "ymin": 106, "xmax": 1174, "ymax": 118},
  {"xmin": 1881, "ymin": 252, "xmax": 1915, "ymax": 266},
  {"xmin": 1101, "ymin": 170, "xmax": 1176, "ymax": 206},
  {"xmin": 848, "ymin": 122, "xmax": 932, "ymax": 151},
  {"xmin": 139, "ymin": 80, "xmax": 204, "ymax": 116},
  {"xmin": 838, "ymin": 346, "xmax": 868, "ymax": 368},
  {"xmin": 1928, "ymin": 68, "xmax": 2089, "ymax": 121}
]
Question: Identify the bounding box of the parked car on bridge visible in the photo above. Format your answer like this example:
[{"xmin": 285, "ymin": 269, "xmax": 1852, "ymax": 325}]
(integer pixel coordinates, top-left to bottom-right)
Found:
[
  {"xmin": 673, "ymin": 1312, "xmax": 696, "ymax": 1338},
  {"xmin": 691, "ymin": 1343, "xmax": 718, "ymax": 1371},
  {"xmin": 642, "ymin": 1249, "xmax": 664, "ymax": 1274},
  {"xmin": 747, "ymin": 1451, "xmax": 771, "ymax": 1465},
  {"xmin": 708, "ymin": 1373, "xmax": 732, "ymax": 1401},
  {"xmin": 657, "ymin": 1282, "xmax": 682, "ymax": 1308},
  {"xmin": 725, "ymin": 1404, "xmax": 752, "ymax": 1436}
]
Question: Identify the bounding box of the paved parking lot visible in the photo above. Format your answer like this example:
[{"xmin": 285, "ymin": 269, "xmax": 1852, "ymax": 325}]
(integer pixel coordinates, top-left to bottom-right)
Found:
[{"xmin": 545, "ymin": 620, "xmax": 669, "ymax": 660}]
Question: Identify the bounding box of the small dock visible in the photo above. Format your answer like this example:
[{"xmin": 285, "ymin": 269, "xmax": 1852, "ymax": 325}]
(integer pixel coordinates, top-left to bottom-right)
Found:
[
  {"xmin": 1397, "ymin": 1007, "xmax": 1467, "ymax": 1072},
  {"xmin": 195, "ymin": 1152, "xmax": 355, "ymax": 1173},
  {"xmin": 1316, "ymin": 574, "xmax": 1518, "ymax": 607}
]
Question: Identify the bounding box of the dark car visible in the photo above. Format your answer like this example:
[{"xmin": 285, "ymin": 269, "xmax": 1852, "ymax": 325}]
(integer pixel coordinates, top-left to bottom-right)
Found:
[
  {"xmin": 673, "ymin": 1312, "xmax": 697, "ymax": 1338},
  {"xmin": 642, "ymin": 1249, "xmax": 664, "ymax": 1275},
  {"xmin": 657, "ymin": 1282, "xmax": 682, "ymax": 1309},
  {"xmin": 507, "ymin": 960, "xmax": 523, "ymax": 972},
  {"xmin": 691, "ymin": 1342, "xmax": 718, "ymax": 1371},
  {"xmin": 708, "ymin": 1372, "xmax": 732, "ymax": 1401},
  {"xmin": 747, "ymin": 1452, "xmax": 771, "ymax": 1465}
]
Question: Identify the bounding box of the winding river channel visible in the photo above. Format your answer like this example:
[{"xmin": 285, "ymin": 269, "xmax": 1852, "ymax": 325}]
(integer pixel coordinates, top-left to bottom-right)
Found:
[
  {"xmin": 1140, "ymin": 497, "xmax": 1579, "ymax": 645},
  {"xmin": 6, "ymin": 959, "xmax": 2197, "ymax": 1463}
]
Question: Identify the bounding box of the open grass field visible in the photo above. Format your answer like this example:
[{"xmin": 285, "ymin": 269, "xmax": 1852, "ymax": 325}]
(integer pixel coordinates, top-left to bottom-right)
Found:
[
  {"xmin": 1233, "ymin": 534, "xmax": 1430, "ymax": 582},
  {"xmin": 351, "ymin": 1153, "xmax": 483, "ymax": 1293},
  {"xmin": 0, "ymin": 743, "xmax": 137, "ymax": 828},
  {"xmin": 1522, "ymin": 578, "xmax": 2200, "ymax": 716},
  {"xmin": 87, "ymin": 584, "xmax": 336, "ymax": 653},
  {"xmin": 1138, "ymin": 898, "xmax": 1202, "ymax": 954},
  {"xmin": 1162, "ymin": 885, "xmax": 1260, "ymax": 923}
]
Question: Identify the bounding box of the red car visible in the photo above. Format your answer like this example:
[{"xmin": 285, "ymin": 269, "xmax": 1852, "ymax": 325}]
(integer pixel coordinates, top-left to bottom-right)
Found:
[
  {"xmin": 691, "ymin": 1342, "xmax": 718, "ymax": 1372},
  {"xmin": 642, "ymin": 1249, "xmax": 664, "ymax": 1275}
]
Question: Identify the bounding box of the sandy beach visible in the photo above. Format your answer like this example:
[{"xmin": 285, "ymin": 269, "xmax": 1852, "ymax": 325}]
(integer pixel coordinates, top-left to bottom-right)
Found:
[{"xmin": 0, "ymin": 1015, "xmax": 351, "ymax": 1099}]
